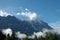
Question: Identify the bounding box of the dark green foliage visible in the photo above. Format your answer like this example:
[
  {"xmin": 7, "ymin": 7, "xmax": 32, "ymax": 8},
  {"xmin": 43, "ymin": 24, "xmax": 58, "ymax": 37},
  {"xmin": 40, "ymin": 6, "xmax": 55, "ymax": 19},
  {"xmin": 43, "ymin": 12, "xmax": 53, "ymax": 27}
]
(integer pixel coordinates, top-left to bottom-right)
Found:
[
  {"xmin": 0, "ymin": 31, "xmax": 6, "ymax": 40},
  {"xmin": 34, "ymin": 35, "xmax": 38, "ymax": 40},
  {"xmin": 38, "ymin": 36, "xmax": 44, "ymax": 40},
  {"xmin": 0, "ymin": 31, "xmax": 16, "ymax": 40},
  {"xmin": 10, "ymin": 33, "xmax": 16, "ymax": 40},
  {"xmin": 5, "ymin": 34, "xmax": 11, "ymax": 40},
  {"xmin": 53, "ymin": 34, "xmax": 58, "ymax": 40},
  {"xmin": 44, "ymin": 32, "xmax": 59, "ymax": 40},
  {"xmin": 45, "ymin": 32, "xmax": 54, "ymax": 40},
  {"xmin": 0, "ymin": 31, "xmax": 59, "ymax": 40},
  {"xmin": 23, "ymin": 37, "xmax": 29, "ymax": 40},
  {"xmin": 34, "ymin": 32, "xmax": 59, "ymax": 40}
]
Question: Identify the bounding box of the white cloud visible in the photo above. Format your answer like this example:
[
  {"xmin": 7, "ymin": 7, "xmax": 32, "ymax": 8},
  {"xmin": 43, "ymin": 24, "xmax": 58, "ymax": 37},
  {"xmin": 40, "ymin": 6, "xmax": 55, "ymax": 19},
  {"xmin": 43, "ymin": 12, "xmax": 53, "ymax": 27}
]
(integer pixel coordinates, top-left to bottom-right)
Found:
[
  {"xmin": 30, "ymin": 29, "xmax": 60, "ymax": 38},
  {"xmin": 15, "ymin": 31, "xmax": 27, "ymax": 39},
  {"xmin": 2, "ymin": 28, "xmax": 12, "ymax": 37},
  {"xmin": 25, "ymin": 8, "xmax": 29, "ymax": 11},
  {"xmin": 0, "ymin": 10, "xmax": 13, "ymax": 17},
  {"xmin": 48, "ymin": 21, "xmax": 60, "ymax": 34},
  {"xmin": 34, "ymin": 32, "xmax": 43, "ymax": 38},
  {"xmin": 49, "ymin": 21, "xmax": 60, "ymax": 29},
  {"xmin": 16, "ymin": 8, "xmax": 37, "ymax": 20},
  {"xmin": 42, "ymin": 28, "xmax": 50, "ymax": 33},
  {"xmin": 16, "ymin": 13, "xmax": 20, "ymax": 15},
  {"xmin": 1, "ymin": 28, "xmax": 60, "ymax": 39},
  {"xmin": 52, "ymin": 29, "xmax": 60, "ymax": 34},
  {"xmin": 28, "ymin": 35, "xmax": 35, "ymax": 39},
  {"xmin": 42, "ymin": 28, "xmax": 60, "ymax": 35},
  {"xmin": 0, "ymin": 8, "xmax": 38, "ymax": 20},
  {"xmin": 29, "ymin": 29, "xmax": 47, "ymax": 39}
]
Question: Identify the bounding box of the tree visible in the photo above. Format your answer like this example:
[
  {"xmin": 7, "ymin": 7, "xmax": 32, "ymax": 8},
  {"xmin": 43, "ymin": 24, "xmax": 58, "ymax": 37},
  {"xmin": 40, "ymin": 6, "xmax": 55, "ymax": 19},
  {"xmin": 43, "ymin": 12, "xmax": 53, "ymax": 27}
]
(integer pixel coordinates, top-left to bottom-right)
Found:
[
  {"xmin": 10, "ymin": 33, "xmax": 16, "ymax": 40},
  {"xmin": 38, "ymin": 36, "xmax": 44, "ymax": 40},
  {"xmin": 53, "ymin": 34, "xmax": 59, "ymax": 40},
  {"xmin": 5, "ymin": 34, "xmax": 11, "ymax": 40},
  {"xmin": 34, "ymin": 35, "xmax": 38, "ymax": 40},
  {"xmin": 0, "ymin": 31, "xmax": 6, "ymax": 40},
  {"xmin": 23, "ymin": 37, "xmax": 29, "ymax": 40}
]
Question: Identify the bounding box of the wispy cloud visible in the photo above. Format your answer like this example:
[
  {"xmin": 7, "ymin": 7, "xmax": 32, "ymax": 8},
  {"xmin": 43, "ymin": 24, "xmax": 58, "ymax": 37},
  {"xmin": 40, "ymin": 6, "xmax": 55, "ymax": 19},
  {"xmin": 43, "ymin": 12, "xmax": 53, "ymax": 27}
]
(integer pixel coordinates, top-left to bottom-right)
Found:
[
  {"xmin": 0, "ymin": 10, "xmax": 13, "ymax": 17},
  {"xmin": 28, "ymin": 28, "xmax": 60, "ymax": 39},
  {"xmin": 0, "ymin": 8, "xmax": 38, "ymax": 21},
  {"xmin": 49, "ymin": 21, "xmax": 60, "ymax": 29},
  {"xmin": 16, "ymin": 8, "xmax": 37, "ymax": 20}
]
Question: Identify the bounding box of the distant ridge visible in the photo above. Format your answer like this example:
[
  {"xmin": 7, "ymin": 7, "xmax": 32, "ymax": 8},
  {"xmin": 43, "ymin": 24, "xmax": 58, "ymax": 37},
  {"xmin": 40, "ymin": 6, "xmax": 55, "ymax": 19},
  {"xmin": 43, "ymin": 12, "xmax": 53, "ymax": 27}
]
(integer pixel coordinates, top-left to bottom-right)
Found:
[{"xmin": 0, "ymin": 15, "xmax": 52, "ymax": 35}]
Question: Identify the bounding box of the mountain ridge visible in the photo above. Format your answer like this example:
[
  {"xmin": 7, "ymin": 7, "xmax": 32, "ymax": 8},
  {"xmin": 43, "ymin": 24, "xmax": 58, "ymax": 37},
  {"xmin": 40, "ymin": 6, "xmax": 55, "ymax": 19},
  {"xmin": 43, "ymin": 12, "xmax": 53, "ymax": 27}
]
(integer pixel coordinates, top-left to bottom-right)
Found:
[{"xmin": 0, "ymin": 15, "xmax": 52, "ymax": 35}]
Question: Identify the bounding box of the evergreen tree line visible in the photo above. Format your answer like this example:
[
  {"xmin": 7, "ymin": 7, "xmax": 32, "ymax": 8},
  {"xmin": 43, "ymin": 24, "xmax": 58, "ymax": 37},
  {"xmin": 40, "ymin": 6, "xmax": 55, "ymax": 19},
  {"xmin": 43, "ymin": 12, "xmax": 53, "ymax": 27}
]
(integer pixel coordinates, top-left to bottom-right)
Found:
[
  {"xmin": 0, "ymin": 31, "xmax": 59, "ymax": 40},
  {"xmin": 34, "ymin": 32, "xmax": 59, "ymax": 40},
  {"xmin": 0, "ymin": 31, "xmax": 16, "ymax": 40}
]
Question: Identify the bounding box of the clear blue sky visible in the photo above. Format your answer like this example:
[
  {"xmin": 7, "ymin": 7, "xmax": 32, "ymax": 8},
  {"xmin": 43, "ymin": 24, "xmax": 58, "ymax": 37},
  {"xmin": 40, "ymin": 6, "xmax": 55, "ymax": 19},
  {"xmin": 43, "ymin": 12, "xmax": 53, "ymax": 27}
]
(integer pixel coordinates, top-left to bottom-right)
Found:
[{"xmin": 0, "ymin": 0, "xmax": 60, "ymax": 24}]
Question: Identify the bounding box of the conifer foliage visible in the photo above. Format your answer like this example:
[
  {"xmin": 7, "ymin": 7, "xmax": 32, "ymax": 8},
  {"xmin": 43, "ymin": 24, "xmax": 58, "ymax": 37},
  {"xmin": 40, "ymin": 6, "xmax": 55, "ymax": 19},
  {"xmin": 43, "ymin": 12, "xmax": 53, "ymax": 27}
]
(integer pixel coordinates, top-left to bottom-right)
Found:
[{"xmin": 0, "ymin": 31, "xmax": 59, "ymax": 40}]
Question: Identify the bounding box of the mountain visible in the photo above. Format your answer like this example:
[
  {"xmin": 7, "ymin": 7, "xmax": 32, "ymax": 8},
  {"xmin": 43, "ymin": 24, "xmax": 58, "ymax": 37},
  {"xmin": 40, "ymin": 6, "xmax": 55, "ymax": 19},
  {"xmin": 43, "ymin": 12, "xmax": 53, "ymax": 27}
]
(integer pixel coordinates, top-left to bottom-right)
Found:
[{"xmin": 0, "ymin": 15, "xmax": 52, "ymax": 35}]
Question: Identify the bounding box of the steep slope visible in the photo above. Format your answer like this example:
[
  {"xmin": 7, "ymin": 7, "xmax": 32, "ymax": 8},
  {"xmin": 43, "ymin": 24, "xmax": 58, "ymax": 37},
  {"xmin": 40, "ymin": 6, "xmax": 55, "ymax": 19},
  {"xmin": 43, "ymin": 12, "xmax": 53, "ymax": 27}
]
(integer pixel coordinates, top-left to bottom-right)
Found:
[{"xmin": 0, "ymin": 15, "xmax": 52, "ymax": 35}]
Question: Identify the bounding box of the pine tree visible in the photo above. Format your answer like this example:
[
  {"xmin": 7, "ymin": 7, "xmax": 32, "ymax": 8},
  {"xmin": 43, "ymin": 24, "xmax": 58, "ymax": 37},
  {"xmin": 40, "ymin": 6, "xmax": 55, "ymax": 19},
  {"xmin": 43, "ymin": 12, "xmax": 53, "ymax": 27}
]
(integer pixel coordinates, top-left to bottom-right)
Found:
[
  {"xmin": 0, "ymin": 31, "xmax": 6, "ymax": 40},
  {"xmin": 38, "ymin": 36, "xmax": 44, "ymax": 40},
  {"xmin": 10, "ymin": 33, "xmax": 16, "ymax": 40},
  {"xmin": 45, "ymin": 32, "xmax": 49, "ymax": 40},
  {"xmin": 53, "ymin": 34, "xmax": 59, "ymax": 40},
  {"xmin": 34, "ymin": 35, "xmax": 38, "ymax": 40},
  {"xmin": 23, "ymin": 37, "xmax": 29, "ymax": 40},
  {"xmin": 5, "ymin": 34, "xmax": 11, "ymax": 40}
]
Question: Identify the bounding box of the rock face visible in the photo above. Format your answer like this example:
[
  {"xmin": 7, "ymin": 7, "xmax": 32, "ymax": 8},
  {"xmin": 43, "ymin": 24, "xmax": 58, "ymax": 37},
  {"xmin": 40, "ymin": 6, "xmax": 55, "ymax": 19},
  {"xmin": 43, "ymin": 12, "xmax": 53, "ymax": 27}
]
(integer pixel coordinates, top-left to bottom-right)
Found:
[{"xmin": 0, "ymin": 15, "xmax": 52, "ymax": 35}]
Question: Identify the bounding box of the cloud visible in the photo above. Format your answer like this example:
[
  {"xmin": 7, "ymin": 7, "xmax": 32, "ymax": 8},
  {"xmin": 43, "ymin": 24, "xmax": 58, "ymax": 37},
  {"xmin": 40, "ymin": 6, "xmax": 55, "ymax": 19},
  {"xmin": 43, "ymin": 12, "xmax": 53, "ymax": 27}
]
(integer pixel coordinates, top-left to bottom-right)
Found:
[
  {"xmin": 0, "ymin": 10, "xmax": 13, "ymax": 17},
  {"xmin": 49, "ymin": 21, "xmax": 60, "ymax": 34},
  {"xmin": 1, "ymin": 28, "xmax": 60, "ymax": 39},
  {"xmin": 0, "ymin": 8, "xmax": 38, "ymax": 20},
  {"xmin": 42, "ymin": 28, "xmax": 60, "ymax": 35},
  {"xmin": 49, "ymin": 21, "xmax": 60, "ymax": 29},
  {"xmin": 16, "ymin": 8, "xmax": 37, "ymax": 20},
  {"xmin": 15, "ymin": 31, "xmax": 27, "ymax": 39},
  {"xmin": 25, "ymin": 8, "xmax": 29, "ymax": 11},
  {"xmin": 29, "ymin": 28, "xmax": 60, "ymax": 39},
  {"xmin": 32, "ymin": 29, "xmax": 52, "ymax": 38},
  {"xmin": 34, "ymin": 32, "xmax": 45, "ymax": 38},
  {"xmin": 16, "ymin": 13, "xmax": 20, "ymax": 15},
  {"xmin": 52, "ymin": 29, "xmax": 60, "ymax": 34},
  {"xmin": 28, "ymin": 29, "xmax": 47, "ymax": 39},
  {"xmin": 28, "ymin": 35, "xmax": 35, "ymax": 39},
  {"xmin": 2, "ymin": 28, "xmax": 12, "ymax": 37}
]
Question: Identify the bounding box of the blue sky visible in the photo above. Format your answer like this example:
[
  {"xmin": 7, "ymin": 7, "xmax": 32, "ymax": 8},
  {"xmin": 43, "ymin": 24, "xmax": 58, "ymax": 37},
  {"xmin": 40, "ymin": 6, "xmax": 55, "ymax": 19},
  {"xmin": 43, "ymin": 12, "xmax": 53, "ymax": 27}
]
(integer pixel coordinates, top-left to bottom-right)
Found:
[{"xmin": 0, "ymin": 0, "xmax": 60, "ymax": 28}]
